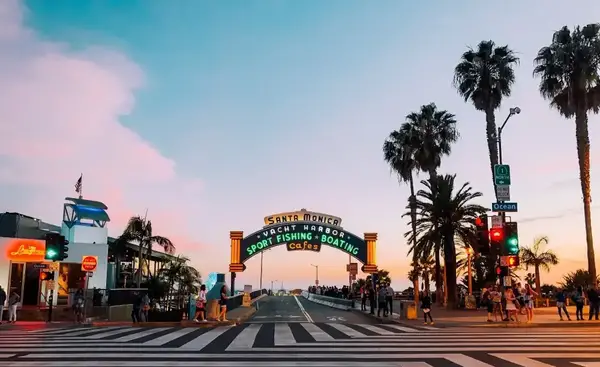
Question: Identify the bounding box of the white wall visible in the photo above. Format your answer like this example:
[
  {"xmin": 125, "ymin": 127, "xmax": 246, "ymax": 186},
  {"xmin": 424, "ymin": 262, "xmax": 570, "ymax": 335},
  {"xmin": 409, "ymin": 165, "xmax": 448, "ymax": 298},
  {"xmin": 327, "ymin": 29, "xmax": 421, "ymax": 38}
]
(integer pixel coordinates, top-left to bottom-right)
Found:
[
  {"xmin": 60, "ymin": 242, "xmax": 108, "ymax": 290},
  {"xmin": 61, "ymin": 223, "xmax": 108, "ymax": 245}
]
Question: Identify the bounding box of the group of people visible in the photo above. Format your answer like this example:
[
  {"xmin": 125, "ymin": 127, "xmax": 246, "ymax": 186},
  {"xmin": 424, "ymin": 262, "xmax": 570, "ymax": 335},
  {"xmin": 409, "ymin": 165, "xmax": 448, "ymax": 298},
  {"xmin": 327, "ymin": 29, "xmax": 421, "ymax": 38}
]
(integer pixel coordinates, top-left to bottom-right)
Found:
[
  {"xmin": 482, "ymin": 283, "xmax": 538, "ymax": 323},
  {"xmin": 358, "ymin": 283, "xmax": 405, "ymax": 318},
  {"xmin": 307, "ymin": 285, "xmax": 351, "ymax": 299},
  {"xmin": 554, "ymin": 284, "xmax": 599, "ymax": 321},
  {"xmin": 192, "ymin": 284, "xmax": 229, "ymax": 322}
]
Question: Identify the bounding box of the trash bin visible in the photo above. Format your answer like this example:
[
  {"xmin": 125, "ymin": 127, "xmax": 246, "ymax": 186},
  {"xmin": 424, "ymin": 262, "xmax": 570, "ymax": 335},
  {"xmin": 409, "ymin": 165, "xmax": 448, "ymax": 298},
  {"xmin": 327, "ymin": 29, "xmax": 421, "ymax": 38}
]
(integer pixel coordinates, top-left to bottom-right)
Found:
[{"xmin": 401, "ymin": 301, "xmax": 418, "ymax": 320}]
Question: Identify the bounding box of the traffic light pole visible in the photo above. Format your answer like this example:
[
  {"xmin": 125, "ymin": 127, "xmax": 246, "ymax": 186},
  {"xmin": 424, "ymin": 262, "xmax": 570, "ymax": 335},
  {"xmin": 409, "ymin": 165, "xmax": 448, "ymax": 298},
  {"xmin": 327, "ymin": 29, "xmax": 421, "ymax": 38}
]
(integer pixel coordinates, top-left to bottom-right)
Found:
[{"xmin": 496, "ymin": 107, "xmax": 520, "ymax": 288}]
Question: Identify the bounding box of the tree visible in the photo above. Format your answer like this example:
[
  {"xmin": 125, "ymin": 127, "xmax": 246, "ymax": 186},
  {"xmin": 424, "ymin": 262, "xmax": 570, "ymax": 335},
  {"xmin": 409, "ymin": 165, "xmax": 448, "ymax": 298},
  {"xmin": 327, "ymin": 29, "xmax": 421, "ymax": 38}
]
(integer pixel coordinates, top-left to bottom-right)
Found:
[
  {"xmin": 520, "ymin": 236, "xmax": 559, "ymax": 292},
  {"xmin": 453, "ymin": 41, "xmax": 519, "ymax": 282},
  {"xmin": 453, "ymin": 41, "xmax": 519, "ymax": 186},
  {"xmin": 407, "ymin": 174, "xmax": 487, "ymax": 308},
  {"xmin": 385, "ymin": 103, "xmax": 459, "ymax": 305},
  {"xmin": 524, "ymin": 273, "xmax": 536, "ymax": 286},
  {"xmin": 418, "ymin": 256, "xmax": 435, "ymax": 294},
  {"xmin": 121, "ymin": 215, "xmax": 175, "ymax": 287},
  {"xmin": 366, "ymin": 269, "xmax": 392, "ymax": 285},
  {"xmin": 560, "ymin": 269, "xmax": 600, "ymax": 291},
  {"xmin": 533, "ymin": 24, "xmax": 600, "ymax": 281},
  {"xmin": 383, "ymin": 128, "xmax": 420, "ymax": 304}
]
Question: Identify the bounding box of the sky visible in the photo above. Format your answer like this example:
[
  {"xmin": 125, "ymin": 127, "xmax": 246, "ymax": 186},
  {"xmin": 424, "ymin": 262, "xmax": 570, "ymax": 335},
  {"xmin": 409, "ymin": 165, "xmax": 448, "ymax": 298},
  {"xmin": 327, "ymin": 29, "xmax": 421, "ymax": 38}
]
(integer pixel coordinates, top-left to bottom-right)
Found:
[{"xmin": 1, "ymin": 0, "xmax": 600, "ymax": 291}]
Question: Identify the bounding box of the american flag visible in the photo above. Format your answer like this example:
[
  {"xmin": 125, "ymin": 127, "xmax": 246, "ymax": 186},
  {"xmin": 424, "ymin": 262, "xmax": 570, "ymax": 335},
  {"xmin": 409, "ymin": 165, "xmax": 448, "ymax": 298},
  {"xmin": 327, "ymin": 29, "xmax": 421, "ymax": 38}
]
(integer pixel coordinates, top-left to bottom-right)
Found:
[{"xmin": 75, "ymin": 174, "xmax": 83, "ymax": 194}]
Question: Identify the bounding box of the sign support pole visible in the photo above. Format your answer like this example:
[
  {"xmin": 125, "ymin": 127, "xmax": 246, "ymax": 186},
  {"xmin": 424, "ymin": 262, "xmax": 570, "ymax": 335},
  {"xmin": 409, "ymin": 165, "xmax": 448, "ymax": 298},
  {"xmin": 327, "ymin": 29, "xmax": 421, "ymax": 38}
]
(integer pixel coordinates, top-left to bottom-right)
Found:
[{"xmin": 83, "ymin": 273, "xmax": 90, "ymax": 322}]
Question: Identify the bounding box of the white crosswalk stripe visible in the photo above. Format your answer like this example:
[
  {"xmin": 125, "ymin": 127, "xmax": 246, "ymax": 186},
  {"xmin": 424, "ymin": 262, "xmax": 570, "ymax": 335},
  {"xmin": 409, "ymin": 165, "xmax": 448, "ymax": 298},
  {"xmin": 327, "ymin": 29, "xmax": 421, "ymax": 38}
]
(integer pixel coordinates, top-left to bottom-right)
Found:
[{"xmin": 1, "ymin": 324, "xmax": 600, "ymax": 365}]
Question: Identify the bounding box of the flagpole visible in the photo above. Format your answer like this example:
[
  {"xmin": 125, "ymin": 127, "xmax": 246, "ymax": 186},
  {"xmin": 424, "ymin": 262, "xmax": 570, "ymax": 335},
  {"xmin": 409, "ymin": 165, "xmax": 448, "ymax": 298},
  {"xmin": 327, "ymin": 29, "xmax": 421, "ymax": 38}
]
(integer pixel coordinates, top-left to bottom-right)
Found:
[{"xmin": 78, "ymin": 174, "xmax": 83, "ymax": 199}]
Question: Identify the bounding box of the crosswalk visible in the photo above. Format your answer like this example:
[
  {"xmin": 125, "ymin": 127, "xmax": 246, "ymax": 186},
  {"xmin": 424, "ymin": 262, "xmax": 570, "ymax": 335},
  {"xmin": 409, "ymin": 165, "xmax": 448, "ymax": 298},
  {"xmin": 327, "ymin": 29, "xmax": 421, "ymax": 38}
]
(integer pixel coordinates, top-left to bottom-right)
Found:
[{"xmin": 0, "ymin": 324, "xmax": 599, "ymax": 366}]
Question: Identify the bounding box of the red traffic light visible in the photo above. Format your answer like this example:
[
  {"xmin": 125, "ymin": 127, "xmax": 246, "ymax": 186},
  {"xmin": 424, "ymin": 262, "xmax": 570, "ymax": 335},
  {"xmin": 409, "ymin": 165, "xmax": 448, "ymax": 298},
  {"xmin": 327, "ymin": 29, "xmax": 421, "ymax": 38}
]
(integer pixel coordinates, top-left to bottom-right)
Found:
[
  {"xmin": 475, "ymin": 217, "xmax": 483, "ymax": 227},
  {"xmin": 496, "ymin": 266, "xmax": 501, "ymax": 275},
  {"xmin": 40, "ymin": 271, "xmax": 48, "ymax": 280},
  {"xmin": 490, "ymin": 227, "xmax": 504, "ymax": 242}
]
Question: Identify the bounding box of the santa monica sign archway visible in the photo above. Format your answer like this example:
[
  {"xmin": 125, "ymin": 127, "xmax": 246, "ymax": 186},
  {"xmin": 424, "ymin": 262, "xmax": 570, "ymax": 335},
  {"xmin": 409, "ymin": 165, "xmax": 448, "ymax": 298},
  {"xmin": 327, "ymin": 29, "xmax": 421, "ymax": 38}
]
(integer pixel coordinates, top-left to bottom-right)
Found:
[{"xmin": 229, "ymin": 209, "xmax": 378, "ymax": 292}]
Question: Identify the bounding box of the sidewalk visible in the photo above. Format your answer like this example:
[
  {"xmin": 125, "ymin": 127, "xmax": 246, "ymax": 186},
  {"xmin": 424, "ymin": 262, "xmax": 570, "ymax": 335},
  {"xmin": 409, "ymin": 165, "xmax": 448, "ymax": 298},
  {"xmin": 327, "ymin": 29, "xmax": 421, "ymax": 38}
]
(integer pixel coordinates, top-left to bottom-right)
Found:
[
  {"xmin": 0, "ymin": 306, "xmax": 257, "ymax": 330},
  {"xmin": 353, "ymin": 304, "xmax": 600, "ymax": 328}
]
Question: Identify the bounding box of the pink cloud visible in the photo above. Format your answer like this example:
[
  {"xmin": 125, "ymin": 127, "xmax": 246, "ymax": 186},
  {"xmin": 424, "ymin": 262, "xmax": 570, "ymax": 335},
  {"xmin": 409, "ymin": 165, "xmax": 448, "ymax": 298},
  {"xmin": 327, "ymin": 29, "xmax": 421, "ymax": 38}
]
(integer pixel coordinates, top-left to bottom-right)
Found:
[{"xmin": 0, "ymin": 1, "xmax": 205, "ymax": 262}]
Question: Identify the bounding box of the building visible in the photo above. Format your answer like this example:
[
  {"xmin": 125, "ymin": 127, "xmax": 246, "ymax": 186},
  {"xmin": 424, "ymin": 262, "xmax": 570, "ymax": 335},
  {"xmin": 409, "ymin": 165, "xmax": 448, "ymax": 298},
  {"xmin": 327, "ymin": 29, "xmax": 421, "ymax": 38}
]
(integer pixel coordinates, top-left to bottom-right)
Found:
[{"xmin": 0, "ymin": 198, "xmax": 175, "ymax": 309}]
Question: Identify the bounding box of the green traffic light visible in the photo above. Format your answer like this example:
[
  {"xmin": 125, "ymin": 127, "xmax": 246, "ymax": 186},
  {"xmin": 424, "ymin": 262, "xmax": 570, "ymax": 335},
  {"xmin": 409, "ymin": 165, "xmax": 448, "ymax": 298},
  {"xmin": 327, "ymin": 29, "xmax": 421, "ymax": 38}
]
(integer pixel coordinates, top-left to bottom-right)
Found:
[{"xmin": 46, "ymin": 249, "xmax": 58, "ymax": 259}]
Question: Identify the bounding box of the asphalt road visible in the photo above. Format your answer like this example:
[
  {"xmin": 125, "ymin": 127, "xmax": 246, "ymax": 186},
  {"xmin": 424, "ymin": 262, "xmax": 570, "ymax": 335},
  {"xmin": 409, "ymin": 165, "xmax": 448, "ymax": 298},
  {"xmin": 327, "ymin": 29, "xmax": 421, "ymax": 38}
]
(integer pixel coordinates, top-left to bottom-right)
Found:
[
  {"xmin": 250, "ymin": 295, "xmax": 375, "ymax": 323},
  {"xmin": 2, "ymin": 324, "xmax": 600, "ymax": 365}
]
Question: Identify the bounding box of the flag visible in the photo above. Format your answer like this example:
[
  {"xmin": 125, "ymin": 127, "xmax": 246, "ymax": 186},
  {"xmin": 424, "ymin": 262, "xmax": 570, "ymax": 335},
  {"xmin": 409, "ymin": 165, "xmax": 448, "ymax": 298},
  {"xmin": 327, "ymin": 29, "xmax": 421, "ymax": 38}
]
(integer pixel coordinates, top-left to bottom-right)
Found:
[{"xmin": 75, "ymin": 174, "xmax": 82, "ymax": 194}]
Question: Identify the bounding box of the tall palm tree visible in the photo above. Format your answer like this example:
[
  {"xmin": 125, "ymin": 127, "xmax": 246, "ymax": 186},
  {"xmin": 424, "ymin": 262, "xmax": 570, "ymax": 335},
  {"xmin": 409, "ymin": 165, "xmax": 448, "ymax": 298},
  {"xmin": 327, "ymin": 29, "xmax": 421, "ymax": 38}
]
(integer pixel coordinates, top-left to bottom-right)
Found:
[
  {"xmin": 533, "ymin": 24, "xmax": 600, "ymax": 281},
  {"xmin": 453, "ymin": 41, "xmax": 519, "ymax": 184},
  {"xmin": 408, "ymin": 174, "xmax": 487, "ymax": 308},
  {"xmin": 418, "ymin": 255, "xmax": 435, "ymax": 294},
  {"xmin": 121, "ymin": 215, "xmax": 175, "ymax": 287},
  {"xmin": 385, "ymin": 103, "xmax": 459, "ymax": 305},
  {"xmin": 383, "ymin": 130, "xmax": 421, "ymax": 304},
  {"xmin": 520, "ymin": 236, "xmax": 559, "ymax": 292}
]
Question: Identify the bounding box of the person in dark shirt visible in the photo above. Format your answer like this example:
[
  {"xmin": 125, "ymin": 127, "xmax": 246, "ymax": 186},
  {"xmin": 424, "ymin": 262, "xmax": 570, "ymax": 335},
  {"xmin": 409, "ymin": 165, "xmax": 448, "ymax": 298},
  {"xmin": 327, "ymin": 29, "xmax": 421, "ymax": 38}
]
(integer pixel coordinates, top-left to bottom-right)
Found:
[
  {"xmin": 131, "ymin": 291, "xmax": 142, "ymax": 323},
  {"xmin": 555, "ymin": 288, "xmax": 571, "ymax": 321},
  {"xmin": 587, "ymin": 285, "xmax": 599, "ymax": 320},
  {"xmin": 421, "ymin": 291, "xmax": 433, "ymax": 325}
]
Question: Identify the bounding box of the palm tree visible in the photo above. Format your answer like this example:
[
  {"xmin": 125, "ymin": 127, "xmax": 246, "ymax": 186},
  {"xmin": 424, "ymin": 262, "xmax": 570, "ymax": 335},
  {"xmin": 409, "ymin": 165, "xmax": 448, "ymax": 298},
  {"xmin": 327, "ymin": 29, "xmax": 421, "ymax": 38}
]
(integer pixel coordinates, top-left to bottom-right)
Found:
[
  {"xmin": 108, "ymin": 235, "xmax": 130, "ymax": 287},
  {"xmin": 453, "ymin": 41, "xmax": 519, "ymax": 184},
  {"xmin": 560, "ymin": 269, "xmax": 600, "ymax": 292},
  {"xmin": 408, "ymin": 174, "xmax": 487, "ymax": 308},
  {"xmin": 418, "ymin": 256, "xmax": 435, "ymax": 294},
  {"xmin": 366, "ymin": 269, "xmax": 392, "ymax": 285},
  {"xmin": 385, "ymin": 103, "xmax": 458, "ymax": 305},
  {"xmin": 121, "ymin": 215, "xmax": 175, "ymax": 287},
  {"xmin": 533, "ymin": 24, "xmax": 600, "ymax": 281},
  {"xmin": 520, "ymin": 236, "xmax": 559, "ymax": 292},
  {"xmin": 383, "ymin": 129, "xmax": 420, "ymax": 304}
]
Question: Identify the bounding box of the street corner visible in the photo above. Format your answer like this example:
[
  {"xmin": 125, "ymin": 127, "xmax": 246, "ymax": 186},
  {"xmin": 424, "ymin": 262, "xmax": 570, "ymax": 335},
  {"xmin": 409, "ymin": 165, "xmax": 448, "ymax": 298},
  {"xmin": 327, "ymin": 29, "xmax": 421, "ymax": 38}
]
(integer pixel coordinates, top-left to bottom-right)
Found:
[{"xmin": 229, "ymin": 306, "xmax": 257, "ymax": 325}]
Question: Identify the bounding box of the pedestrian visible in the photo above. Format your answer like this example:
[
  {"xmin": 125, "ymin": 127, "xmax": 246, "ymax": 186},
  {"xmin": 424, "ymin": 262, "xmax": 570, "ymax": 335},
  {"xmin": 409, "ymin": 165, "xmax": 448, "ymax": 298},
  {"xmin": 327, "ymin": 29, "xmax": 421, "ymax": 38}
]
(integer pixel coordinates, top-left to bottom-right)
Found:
[
  {"xmin": 555, "ymin": 288, "xmax": 571, "ymax": 321},
  {"xmin": 385, "ymin": 283, "xmax": 394, "ymax": 317},
  {"xmin": 491, "ymin": 285, "xmax": 503, "ymax": 322},
  {"xmin": 360, "ymin": 286, "xmax": 367, "ymax": 311},
  {"xmin": 523, "ymin": 284, "xmax": 538, "ymax": 323},
  {"xmin": 7, "ymin": 291, "xmax": 19, "ymax": 323},
  {"xmin": 504, "ymin": 288, "xmax": 520, "ymax": 323},
  {"xmin": 572, "ymin": 286, "xmax": 585, "ymax": 320},
  {"xmin": 0, "ymin": 286, "xmax": 6, "ymax": 324},
  {"xmin": 377, "ymin": 284, "xmax": 387, "ymax": 317},
  {"xmin": 193, "ymin": 285, "xmax": 207, "ymax": 322},
  {"xmin": 481, "ymin": 287, "xmax": 493, "ymax": 322},
  {"xmin": 421, "ymin": 291, "xmax": 433, "ymax": 325},
  {"xmin": 368, "ymin": 286, "xmax": 375, "ymax": 315},
  {"xmin": 586, "ymin": 284, "xmax": 599, "ymax": 320},
  {"xmin": 141, "ymin": 293, "xmax": 150, "ymax": 322},
  {"xmin": 131, "ymin": 291, "xmax": 141, "ymax": 323},
  {"xmin": 218, "ymin": 285, "xmax": 228, "ymax": 322},
  {"xmin": 73, "ymin": 289, "xmax": 84, "ymax": 323}
]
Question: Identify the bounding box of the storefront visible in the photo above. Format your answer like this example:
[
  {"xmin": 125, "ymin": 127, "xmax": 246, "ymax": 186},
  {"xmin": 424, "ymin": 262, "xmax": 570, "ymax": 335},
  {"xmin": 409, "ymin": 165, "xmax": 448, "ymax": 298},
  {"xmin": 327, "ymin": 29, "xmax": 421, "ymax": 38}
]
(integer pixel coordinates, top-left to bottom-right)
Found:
[{"xmin": 0, "ymin": 237, "xmax": 94, "ymax": 307}]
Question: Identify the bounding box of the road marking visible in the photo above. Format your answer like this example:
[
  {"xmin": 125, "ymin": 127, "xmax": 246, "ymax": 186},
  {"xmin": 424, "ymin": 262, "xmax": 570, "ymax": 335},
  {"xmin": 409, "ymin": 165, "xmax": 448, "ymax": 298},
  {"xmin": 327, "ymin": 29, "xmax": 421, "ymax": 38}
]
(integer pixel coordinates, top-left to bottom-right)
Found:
[
  {"xmin": 327, "ymin": 323, "xmax": 367, "ymax": 338},
  {"xmin": 226, "ymin": 324, "xmax": 261, "ymax": 350},
  {"xmin": 492, "ymin": 353, "xmax": 600, "ymax": 366},
  {"xmin": 274, "ymin": 323, "xmax": 296, "ymax": 345},
  {"xmin": 178, "ymin": 326, "xmax": 232, "ymax": 350},
  {"xmin": 0, "ymin": 362, "xmax": 438, "ymax": 366},
  {"xmin": 293, "ymin": 295, "xmax": 313, "ymax": 323},
  {"xmin": 299, "ymin": 322, "xmax": 334, "ymax": 341}
]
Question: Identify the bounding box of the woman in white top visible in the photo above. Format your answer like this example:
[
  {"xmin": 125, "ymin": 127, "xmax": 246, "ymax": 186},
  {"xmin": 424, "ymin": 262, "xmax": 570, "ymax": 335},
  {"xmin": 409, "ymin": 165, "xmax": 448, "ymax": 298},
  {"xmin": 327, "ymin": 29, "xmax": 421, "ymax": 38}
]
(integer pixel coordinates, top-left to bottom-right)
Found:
[
  {"xmin": 193, "ymin": 284, "xmax": 207, "ymax": 322},
  {"xmin": 504, "ymin": 288, "xmax": 520, "ymax": 323},
  {"xmin": 523, "ymin": 283, "xmax": 538, "ymax": 323}
]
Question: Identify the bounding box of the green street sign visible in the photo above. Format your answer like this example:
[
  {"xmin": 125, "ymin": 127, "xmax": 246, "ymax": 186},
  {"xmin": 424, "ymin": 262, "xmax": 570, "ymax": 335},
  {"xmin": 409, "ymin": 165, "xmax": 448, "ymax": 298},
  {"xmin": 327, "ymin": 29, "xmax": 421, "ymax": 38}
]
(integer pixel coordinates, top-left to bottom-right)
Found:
[{"xmin": 494, "ymin": 164, "xmax": 511, "ymax": 186}]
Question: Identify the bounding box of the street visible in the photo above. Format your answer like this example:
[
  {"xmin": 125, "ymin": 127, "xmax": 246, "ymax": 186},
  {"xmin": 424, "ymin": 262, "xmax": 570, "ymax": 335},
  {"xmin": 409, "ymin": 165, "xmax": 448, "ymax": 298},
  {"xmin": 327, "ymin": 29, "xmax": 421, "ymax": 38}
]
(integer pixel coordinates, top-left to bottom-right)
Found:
[
  {"xmin": 1, "ymin": 319, "xmax": 599, "ymax": 365},
  {"xmin": 249, "ymin": 295, "xmax": 374, "ymax": 324}
]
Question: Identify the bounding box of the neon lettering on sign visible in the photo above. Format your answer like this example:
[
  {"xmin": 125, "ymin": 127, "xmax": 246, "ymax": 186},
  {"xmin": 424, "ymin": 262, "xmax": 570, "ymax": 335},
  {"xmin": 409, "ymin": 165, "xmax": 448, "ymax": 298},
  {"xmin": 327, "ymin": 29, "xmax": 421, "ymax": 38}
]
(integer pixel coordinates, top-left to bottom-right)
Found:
[
  {"xmin": 240, "ymin": 221, "xmax": 367, "ymax": 264},
  {"xmin": 5, "ymin": 239, "xmax": 46, "ymax": 262},
  {"xmin": 263, "ymin": 210, "xmax": 342, "ymax": 227},
  {"xmin": 287, "ymin": 241, "xmax": 321, "ymax": 252}
]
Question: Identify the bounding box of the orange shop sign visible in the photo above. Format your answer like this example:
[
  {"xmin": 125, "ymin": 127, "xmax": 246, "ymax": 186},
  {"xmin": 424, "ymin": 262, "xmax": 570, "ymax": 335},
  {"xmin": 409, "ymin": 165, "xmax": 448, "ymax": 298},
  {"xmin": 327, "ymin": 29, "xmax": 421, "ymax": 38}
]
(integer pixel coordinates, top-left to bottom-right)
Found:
[
  {"xmin": 81, "ymin": 256, "xmax": 98, "ymax": 272},
  {"xmin": 5, "ymin": 239, "xmax": 46, "ymax": 262}
]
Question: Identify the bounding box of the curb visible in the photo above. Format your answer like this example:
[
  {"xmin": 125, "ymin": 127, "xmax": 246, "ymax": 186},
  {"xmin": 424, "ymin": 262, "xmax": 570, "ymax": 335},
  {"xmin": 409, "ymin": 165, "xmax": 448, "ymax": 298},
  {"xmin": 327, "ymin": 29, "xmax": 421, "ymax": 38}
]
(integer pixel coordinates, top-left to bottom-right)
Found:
[
  {"xmin": 464, "ymin": 321, "xmax": 600, "ymax": 328},
  {"xmin": 233, "ymin": 307, "xmax": 258, "ymax": 325}
]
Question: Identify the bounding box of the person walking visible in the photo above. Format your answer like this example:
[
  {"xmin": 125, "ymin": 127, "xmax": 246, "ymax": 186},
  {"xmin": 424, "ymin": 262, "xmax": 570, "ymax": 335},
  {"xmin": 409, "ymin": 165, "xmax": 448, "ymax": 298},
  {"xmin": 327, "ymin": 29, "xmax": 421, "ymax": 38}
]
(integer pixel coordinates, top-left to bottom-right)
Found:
[
  {"xmin": 421, "ymin": 291, "xmax": 433, "ymax": 325},
  {"xmin": 218, "ymin": 285, "xmax": 228, "ymax": 322},
  {"xmin": 376, "ymin": 285, "xmax": 387, "ymax": 317},
  {"xmin": 555, "ymin": 288, "xmax": 571, "ymax": 321},
  {"xmin": 587, "ymin": 284, "xmax": 599, "ymax": 320},
  {"xmin": 0, "ymin": 286, "xmax": 6, "ymax": 324},
  {"xmin": 7, "ymin": 291, "xmax": 19, "ymax": 323},
  {"xmin": 193, "ymin": 285, "xmax": 207, "ymax": 322},
  {"xmin": 368, "ymin": 286, "xmax": 375, "ymax": 315},
  {"xmin": 572, "ymin": 286, "xmax": 585, "ymax": 321},
  {"xmin": 385, "ymin": 283, "xmax": 394, "ymax": 317},
  {"xmin": 360, "ymin": 286, "xmax": 367, "ymax": 311}
]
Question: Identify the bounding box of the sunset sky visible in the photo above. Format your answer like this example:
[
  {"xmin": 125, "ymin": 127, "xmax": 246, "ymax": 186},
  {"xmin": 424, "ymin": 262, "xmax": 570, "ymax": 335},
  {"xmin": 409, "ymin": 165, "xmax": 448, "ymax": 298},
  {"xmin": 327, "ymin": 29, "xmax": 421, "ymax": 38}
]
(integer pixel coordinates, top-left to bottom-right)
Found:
[{"xmin": 2, "ymin": 0, "xmax": 600, "ymax": 290}]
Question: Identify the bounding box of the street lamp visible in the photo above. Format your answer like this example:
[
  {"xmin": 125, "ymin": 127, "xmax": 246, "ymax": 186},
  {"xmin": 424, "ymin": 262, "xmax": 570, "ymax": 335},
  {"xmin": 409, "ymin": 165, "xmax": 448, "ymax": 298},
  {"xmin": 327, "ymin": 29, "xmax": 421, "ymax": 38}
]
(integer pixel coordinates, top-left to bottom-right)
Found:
[
  {"xmin": 465, "ymin": 247, "xmax": 473, "ymax": 295},
  {"xmin": 497, "ymin": 107, "xmax": 521, "ymax": 165},
  {"xmin": 270, "ymin": 279, "xmax": 278, "ymax": 294},
  {"xmin": 311, "ymin": 264, "xmax": 319, "ymax": 286}
]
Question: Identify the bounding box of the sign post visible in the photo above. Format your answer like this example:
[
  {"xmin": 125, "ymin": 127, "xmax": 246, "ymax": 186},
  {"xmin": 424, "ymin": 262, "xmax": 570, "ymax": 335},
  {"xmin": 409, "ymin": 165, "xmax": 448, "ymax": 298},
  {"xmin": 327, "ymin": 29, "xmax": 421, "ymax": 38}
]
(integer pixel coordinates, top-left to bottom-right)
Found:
[{"xmin": 81, "ymin": 256, "xmax": 98, "ymax": 323}]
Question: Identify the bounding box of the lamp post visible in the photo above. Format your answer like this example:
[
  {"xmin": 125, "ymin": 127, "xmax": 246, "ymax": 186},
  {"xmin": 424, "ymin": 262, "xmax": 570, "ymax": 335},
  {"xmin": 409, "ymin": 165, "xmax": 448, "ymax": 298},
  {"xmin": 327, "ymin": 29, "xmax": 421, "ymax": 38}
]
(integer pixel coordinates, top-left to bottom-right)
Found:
[
  {"xmin": 496, "ymin": 106, "xmax": 521, "ymax": 287},
  {"xmin": 497, "ymin": 107, "xmax": 521, "ymax": 165},
  {"xmin": 311, "ymin": 264, "xmax": 319, "ymax": 286},
  {"xmin": 466, "ymin": 247, "xmax": 473, "ymax": 295},
  {"xmin": 270, "ymin": 279, "xmax": 278, "ymax": 294},
  {"xmin": 259, "ymin": 252, "xmax": 264, "ymax": 291}
]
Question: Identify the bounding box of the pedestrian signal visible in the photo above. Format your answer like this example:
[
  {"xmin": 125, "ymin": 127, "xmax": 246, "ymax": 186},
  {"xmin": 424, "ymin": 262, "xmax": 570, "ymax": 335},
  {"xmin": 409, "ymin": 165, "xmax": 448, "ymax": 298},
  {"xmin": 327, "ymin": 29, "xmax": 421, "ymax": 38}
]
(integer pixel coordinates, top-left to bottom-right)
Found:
[
  {"xmin": 506, "ymin": 255, "xmax": 519, "ymax": 268},
  {"xmin": 489, "ymin": 227, "xmax": 504, "ymax": 247},
  {"xmin": 40, "ymin": 271, "xmax": 54, "ymax": 281}
]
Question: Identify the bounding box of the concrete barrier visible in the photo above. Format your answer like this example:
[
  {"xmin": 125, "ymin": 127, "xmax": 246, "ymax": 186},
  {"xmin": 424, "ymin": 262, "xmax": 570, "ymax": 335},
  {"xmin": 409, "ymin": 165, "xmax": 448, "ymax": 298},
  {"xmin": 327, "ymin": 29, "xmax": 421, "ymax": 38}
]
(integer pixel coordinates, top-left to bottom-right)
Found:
[{"xmin": 301, "ymin": 291, "xmax": 354, "ymax": 311}]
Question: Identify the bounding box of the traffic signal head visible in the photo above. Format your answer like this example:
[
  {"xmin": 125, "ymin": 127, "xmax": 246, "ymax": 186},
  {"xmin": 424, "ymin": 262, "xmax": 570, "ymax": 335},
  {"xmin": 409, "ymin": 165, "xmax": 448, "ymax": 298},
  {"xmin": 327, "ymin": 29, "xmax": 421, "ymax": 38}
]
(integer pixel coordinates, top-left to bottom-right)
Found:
[
  {"xmin": 40, "ymin": 271, "xmax": 54, "ymax": 281},
  {"xmin": 59, "ymin": 235, "xmax": 69, "ymax": 260},
  {"xmin": 496, "ymin": 266, "xmax": 509, "ymax": 277},
  {"xmin": 504, "ymin": 222, "xmax": 519, "ymax": 255},
  {"xmin": 44, "ymin": 233, "xmax": 61, "ymax": 261},
  {"xmin": 473, "ymin": 215, "xmax": 490, "ymax": 254},
  {"xmin": 506, "ymin": 255, "xmax": 520, "ymax": 268},
  {"xmin": 489, "ymin": 227, "xmax": 504, "ymax": 247}
]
